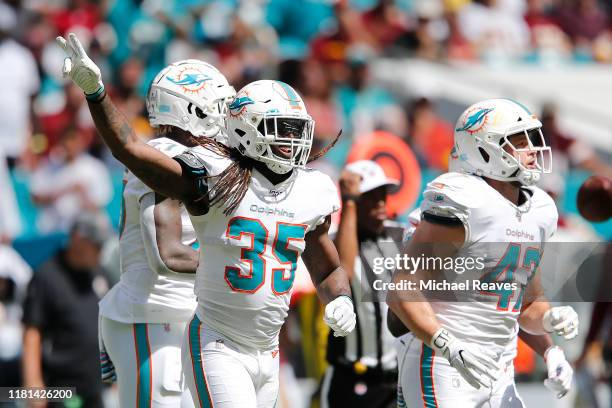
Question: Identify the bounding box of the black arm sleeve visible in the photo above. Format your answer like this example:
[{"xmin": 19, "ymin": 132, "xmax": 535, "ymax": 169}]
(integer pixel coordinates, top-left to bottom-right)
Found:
[
  {"xmin": 173, "ymin": 150, "xmax": 210, "ymax": 215},
  {"xmin": 173, "ymin": 150, "xmax": 209, "ymax": 198},
  {"xmin": 422, "ymin": 211, "xmax": 463, "ymax": 226}
]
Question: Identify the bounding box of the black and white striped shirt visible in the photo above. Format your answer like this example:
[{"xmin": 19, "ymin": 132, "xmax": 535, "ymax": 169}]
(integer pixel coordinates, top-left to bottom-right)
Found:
[{"xmin": 327, "ymin": 222, "xmax": 407, "ymax": 371}]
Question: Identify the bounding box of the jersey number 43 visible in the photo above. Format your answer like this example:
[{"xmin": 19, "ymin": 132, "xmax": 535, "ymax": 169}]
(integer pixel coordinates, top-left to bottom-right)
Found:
[
  {"xmin": 479, "ymin": 243, "xmax": 541, "ymax": 312},
  {"xmin": 224, "ymin": 217, "xmax": 307, "ymax": 295}
]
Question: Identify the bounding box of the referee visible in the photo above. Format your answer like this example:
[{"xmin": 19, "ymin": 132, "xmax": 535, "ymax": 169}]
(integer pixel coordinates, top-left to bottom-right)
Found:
[{"xmin": 321, "ymin": 160, "xmax": 404, "ymax": 408}]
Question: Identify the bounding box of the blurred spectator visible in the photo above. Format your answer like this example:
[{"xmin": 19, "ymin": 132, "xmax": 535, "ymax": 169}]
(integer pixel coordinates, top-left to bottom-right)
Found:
[
  {"xmin": 524, "ymin": 0, "xmax": 572, "ymax": 61},
  {"xmin": 333, "ymin": 44, "xmax": 398, "ymax": 136},
  {"xmin": 457, "ymin": 0, "xmax": 530, "ymax": 61},
  {"xmin": 360, "ymin": 0, "xmax": 410, "ymax": 53},
  {"xmin": 557, "ymin": 0, "xmax": 609, "ymax": 47},
  {"xmin": 37, "ymin": 83, "xmax": 95, "ymax": 157},
  {"xmin": 0, "ymin": 146, "xmax": 22, "ymax": 240},
  {"xmin": 108, "ymin": 58, "xmax": 151, "ymax": 141},
  {"xmin": 404, "ymin": 97, "xmax": 453, "ymax": 171},
  {"xmin": 0, "ymin": 243, "xmax": 32, "ymax": 389},
  {"xmin": 51, "ymin": 0, "xmax": 101, "ymax": 36},
  {"xmin": 212, "ymin": 11, "xmax": 279, "ymax": 90},
  {"xmin": 266, "ymin": 0, "xmax": 335, "ymax": 59},
  {"xmin": 297, "ymin": 58, "xmax": 343, "ymax": 148},
  {"xmin": 30, "ymin": 127, "xmax": 112, "ymax": 233},
  {"xmin": 22, "ymin": 212, "xmax": 111, "ymax": 408},
  {"xmin": 0, "ymin": 2, "xmax": 40, "ymax": 167},
  {"xmin": 411, "ymin": 0, "xmax": 447, "ymax": 60},
  {"xmin": 541, "ymin": 103, "xmax": 612, "ymax": 178},
  {"xmin": 444, "ymin": 6, "xmax": 477, "ymax": 60},
  {"xmin": 524, "ymin": 0, "xmax": 559, "ymax": 30},
  {"xmin": 310, "ymin": 1, "xmax": 377, "ymax": 84},
  {"xmin": 321, "ymin": 161, "xmax": 402, "ymax": 408}
]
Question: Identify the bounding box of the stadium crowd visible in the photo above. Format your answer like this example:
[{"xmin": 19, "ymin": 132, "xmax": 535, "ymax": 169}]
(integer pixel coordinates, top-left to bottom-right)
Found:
[{"xmin": 0, "ymin": 0, "xmax": 610, "ymax": 407}]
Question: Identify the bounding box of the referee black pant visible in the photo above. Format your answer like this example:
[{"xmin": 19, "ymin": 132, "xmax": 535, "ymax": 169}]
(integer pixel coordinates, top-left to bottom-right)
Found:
[{"xmin": 320, "ymin": 363, "xmax": 397, "ymax": 408}]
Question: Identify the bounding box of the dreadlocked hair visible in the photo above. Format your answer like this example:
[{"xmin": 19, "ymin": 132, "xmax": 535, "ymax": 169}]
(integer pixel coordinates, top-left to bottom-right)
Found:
[
  {"xmin": 307, "ymin": 129, "xmax": 342, "ymax": 163},
  {"xmin": 157, "ymin": 125, "xmax": 200, "ymax": 147},
  {"xmin": 195, "ymin": 137, "xmax": 255, "ymax": 216}
]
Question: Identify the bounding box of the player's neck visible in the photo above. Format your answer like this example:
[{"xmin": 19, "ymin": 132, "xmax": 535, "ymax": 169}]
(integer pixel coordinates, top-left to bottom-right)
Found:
[
  {"xmin": 254, "ymin": 162, "xmax": 293, "ymax": 185},
  {"xmin": 484, "ymin": 178, "xmax": 521, "ymax": 205}
]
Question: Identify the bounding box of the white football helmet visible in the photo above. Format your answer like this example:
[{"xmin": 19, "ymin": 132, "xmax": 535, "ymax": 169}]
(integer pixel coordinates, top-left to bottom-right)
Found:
[
  {"xmin": 226, "ymin": 80, "xmax": 314, "ymax": 174},
  {"xmin": 146, "ymin": 59, "xmax": 236, "ymax": 139},
  {"xmin": 452, "ymin": 98, "xmax": 552, "ymax": 186}
]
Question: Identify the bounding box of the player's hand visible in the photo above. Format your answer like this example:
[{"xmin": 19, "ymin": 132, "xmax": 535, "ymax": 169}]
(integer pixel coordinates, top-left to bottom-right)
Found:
[
  {"xmin": 543, "ymin": 346, "xmax": 572, "ymax": 398},
  {"xmin": 543, "ymin": 306, "xmax": 579, "ymax": 340},
  {"xmin": 56, "ymin": 33, "xmax": 104, "ymax": 96},
  {"xmin": 339, "ymin": 170, "xmax": 362, "ymax": 200},
  {"xmin": 430, "ymin": 328, "xmax": 500, "ymax": 390},
  {"xmin": 324, "ymin": 295, "xmax": 356, "ymax": 337}
]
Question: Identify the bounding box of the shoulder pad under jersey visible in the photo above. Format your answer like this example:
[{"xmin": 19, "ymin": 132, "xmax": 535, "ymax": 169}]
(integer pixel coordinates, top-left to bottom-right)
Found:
[{"xmin": 420, "ymin": 172, "xmax": 485, "ymax": 224}]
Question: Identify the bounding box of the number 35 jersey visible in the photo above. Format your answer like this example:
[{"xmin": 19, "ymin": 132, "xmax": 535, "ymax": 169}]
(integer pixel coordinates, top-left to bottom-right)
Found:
[
  {"xmin": 188, "ymin": 147, "xmax": 340, "ymax": 350},
  {"xmin": 420, "ymin": 172, "xmax": 558, "ymax": 362}
]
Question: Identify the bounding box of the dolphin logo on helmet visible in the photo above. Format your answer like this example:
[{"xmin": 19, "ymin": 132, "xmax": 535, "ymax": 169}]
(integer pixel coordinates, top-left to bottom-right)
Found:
[
  {"xmin": 456, "ymin": 108, "xmax": 494, "ymax": 133},
  {"xmin": 166, "ymin": 73, "xmax": 211, "ymax": 87}
]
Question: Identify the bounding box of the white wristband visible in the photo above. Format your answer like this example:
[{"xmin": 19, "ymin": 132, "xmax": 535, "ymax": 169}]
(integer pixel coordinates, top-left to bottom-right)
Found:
[{"xmin": 430, "ymin": 327, "xmax": 453, "ymax": 352}]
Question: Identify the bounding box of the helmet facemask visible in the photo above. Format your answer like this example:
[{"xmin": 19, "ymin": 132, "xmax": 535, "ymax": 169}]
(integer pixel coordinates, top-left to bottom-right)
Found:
[
  {"xmin": 254, "ymin": 116, "xmax": 314, "ymax": 174},
  {"xmin": 497, "ymin": 127, "xmax": 552, "ymax": 185},
  {"xmin": 227, "ymin": 80, "xmax": 315, "ymax": 174}
]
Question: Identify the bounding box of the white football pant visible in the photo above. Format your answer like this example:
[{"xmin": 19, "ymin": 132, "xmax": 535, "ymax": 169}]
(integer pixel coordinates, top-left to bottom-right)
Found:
[
  {"xmin": 181, "ymin": 313, "xmax": 280, "ymax": 408},
  {"xmin": 396, "ymin": 334, "xmax": 525, "ymax": 408},
  {"xmin": 99, "ymin": 316, "xmax": 195, "ymax": 407}
]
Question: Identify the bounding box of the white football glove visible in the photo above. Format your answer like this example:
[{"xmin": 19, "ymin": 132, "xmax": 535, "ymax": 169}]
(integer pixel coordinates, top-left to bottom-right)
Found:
[
  {"xmin": 56, "ymin": 33, "xmax": 104, "ymax": 96},
  {"xmin": 543, "ymin": 346, "xmax": 573, "ymax": 398},
  {"xmin": 430, "ymin": 328, "xmax": 500, "ymax": 390},
  {"xmin": 543, "ymin": 306, "xmax": 579, "ymax": 340},
  {"xmin": 324, "ymin": 296, "xmax": 356, "ymax": 337}
]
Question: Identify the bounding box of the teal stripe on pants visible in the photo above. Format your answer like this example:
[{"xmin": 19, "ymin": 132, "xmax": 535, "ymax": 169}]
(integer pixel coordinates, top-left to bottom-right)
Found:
[
  {"xmin": 189, "ymin": 315, "xmax": 212, "ymax": 408},
  {"xmin": 134, "ymin": 323, "xmax": 152, "ymax": 408},
  {"xmin": 420, "ymin": 344, "xmax": 438, "ymax": 408}
]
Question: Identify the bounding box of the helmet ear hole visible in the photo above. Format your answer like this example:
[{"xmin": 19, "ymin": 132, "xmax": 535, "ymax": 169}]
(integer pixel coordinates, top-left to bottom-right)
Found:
[
  {"xmin": 478, "ymin": 147, "xmax": 490, "ymax": 163},
  {"xmin": 235, "ymin": 129, "xmax": 246, "ymax": 138}
]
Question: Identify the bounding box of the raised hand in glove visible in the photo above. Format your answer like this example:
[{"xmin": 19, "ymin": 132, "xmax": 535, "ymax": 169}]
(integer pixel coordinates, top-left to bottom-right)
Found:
[{"xmin": 56, "ymin": 32, "xmax": 104, "ymax": 98}]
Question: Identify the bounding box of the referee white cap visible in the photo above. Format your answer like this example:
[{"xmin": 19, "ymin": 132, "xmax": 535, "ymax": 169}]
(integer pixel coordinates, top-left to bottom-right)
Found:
[{"xmin": 345, "ymin": 160, "xmax": 399, "ymax": 194}]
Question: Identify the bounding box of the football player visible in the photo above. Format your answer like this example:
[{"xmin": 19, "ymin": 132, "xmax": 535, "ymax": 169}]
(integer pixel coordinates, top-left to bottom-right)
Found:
[
  {"xmin": 387, "ymin": 98, "xmax": 579, "ymax": 407},
  {"xmin": 391, "ymin": 209, "xmax": 574, "ymax": 403},
  {"xmin": 94, "ymin": 59, "xmax": 235, "ymax": 407},
  {"xmin": 58, "ymin": 33, "xmax": 356, "ymax": 408}
]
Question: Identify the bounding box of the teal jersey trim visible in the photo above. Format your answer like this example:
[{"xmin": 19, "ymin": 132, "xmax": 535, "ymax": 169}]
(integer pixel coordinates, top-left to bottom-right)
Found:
[
  {"xmin": 189, "ymin": 315, "xmax": 213, "ymax": 408},
  {"xmin": 420, "ymin": 344, "xmax": 438, "ymax": 408}
]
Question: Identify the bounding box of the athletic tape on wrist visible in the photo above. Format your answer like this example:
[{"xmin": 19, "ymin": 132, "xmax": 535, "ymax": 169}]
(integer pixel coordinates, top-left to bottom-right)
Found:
[{"xmin": 85, "ymin": 85, "xmax": 106, "ymax": 102}]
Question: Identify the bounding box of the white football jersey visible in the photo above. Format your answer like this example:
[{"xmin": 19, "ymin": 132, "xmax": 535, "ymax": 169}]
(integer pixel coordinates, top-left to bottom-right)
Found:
[
  {"xmin": 188, "ymin": 146, "xmax": 340, "ymax": 350},
  {"xmin": 99, "ymin": 137, "xmax": 197, "ymax": 324},
  {"xmin": 420, "ymin": 172, "xmax": 557, "ymax": 362}
]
